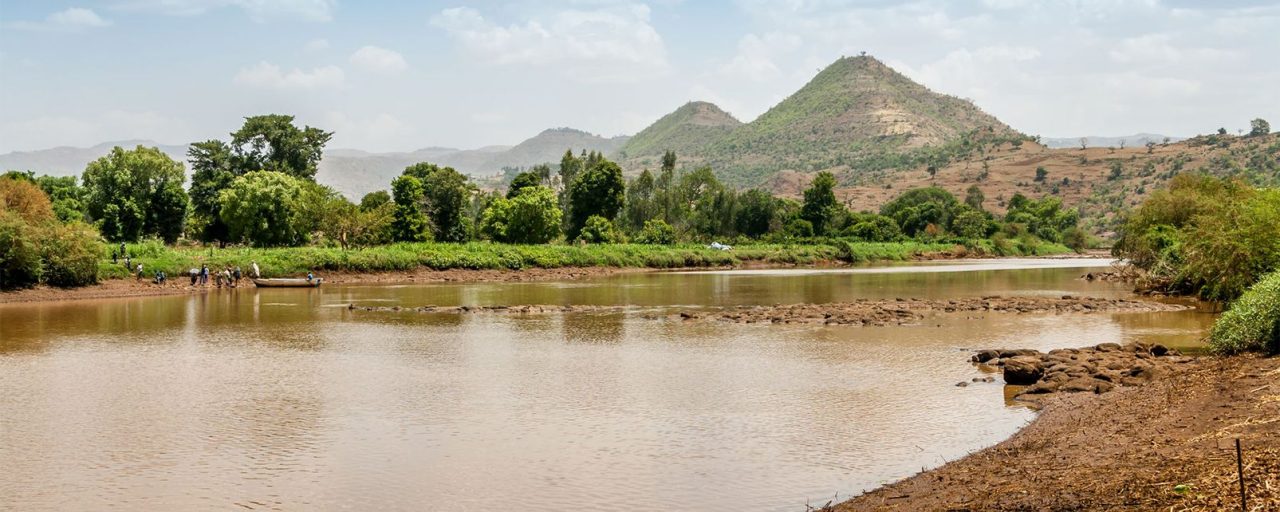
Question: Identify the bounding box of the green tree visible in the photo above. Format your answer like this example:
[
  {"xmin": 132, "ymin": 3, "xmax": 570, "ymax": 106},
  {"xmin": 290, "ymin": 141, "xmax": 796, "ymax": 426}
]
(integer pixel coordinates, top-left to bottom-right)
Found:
[
  {"xmin": 360, "ymin": 190, "xmax": 391, "ymax": 211},
  {"xmin": 801, "ymin": 171, "xmax": 841, "ymax": 235},
  {"xmin": 622, "ymin": 169, "xmax": 658, "ymax": 232},
  {"xmin": 507, "ymin": 171, "xmax": 542, "ymax": 198},
  {"xmin": 1250, "ymin": 118, "xmax": 1271, "ymax": 137},
  {"xmin": 82, "ymin": 145, "xmax": 189, "ymax": 243},
  {"xmin": 218, "ymin": 171, "xmax": 307, "ymax": 246},
  {"xmin": 567, "ymin": 159, "xmax": 625, "ymax": 239},
  {"xmin": 186, "ymin": 140, "xmax": 236, "ymax": 242},
  {"xmin": 845, "ymin": 215, "xmax": 901, "ymax": 242},
  {"xmin": 480, "ymin": 185, "xmax": 562, "ymax": 244},
  {"xmin": 390, "ymin": 175, "xmax": 429, "ymax": 242},
  {"xmin": 964, "ymin": 185, "xmax": 985, "ymax": 211},
  {"xmin": 951, "ymin": 207, "xmax": 989, "ymax": 239},
  {"xmin": 0, "ymin": 210, "xmax": 42, "ymax": 289},
  {"xmin": 229, "ymin": 114, "xmax": 332, "ymax": 181},
  {"xmin": 558, "ymin": 150, "xmax": 584, "ymax": 214},
  {"xmin": 880, "ymin": 187, "xmax": 959, "ymax": 237},
  {"xmin": 1034, "ymin": 166, "xmax": 1048, "ymax": 182},
  {"xmin": 403, "ymin": 163, "xmax": 471, "ymax": 242},
  {"xmin": 735, "ymin": 189, "xmax": 778, "ymax": 238}
]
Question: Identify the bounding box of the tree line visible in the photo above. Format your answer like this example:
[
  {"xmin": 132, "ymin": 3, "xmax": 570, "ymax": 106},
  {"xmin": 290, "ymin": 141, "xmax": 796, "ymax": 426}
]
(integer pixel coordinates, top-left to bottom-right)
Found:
[{"xmin": 2, "ymin": 114, "xmax": 1088, "ymax": 270}]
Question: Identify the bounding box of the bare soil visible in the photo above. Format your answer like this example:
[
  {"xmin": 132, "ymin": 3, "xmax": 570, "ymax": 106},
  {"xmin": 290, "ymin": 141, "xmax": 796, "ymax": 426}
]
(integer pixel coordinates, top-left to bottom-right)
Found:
[{"xmin": 836, "ymin": 354, "xmax": 1280, "ymax": 512}]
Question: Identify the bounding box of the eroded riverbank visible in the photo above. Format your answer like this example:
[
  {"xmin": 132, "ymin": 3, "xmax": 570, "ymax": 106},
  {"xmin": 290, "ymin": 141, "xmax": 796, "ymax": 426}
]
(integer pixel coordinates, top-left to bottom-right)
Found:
[{"xmin": 836, "ymin": 353, "xmax": 1280, "ymax": 511}]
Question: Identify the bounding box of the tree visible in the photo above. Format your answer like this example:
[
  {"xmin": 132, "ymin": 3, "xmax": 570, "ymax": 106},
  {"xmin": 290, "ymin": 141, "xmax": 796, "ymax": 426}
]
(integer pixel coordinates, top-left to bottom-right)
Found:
[
  {"xmin": 622, "ymin": 169, "xmax": 658, "ymax": 232},
  {"xmin": 1079, "ymin": 137, "xmax": 1088, "ymax": 150},
  {"xmin": 404, "ymin": 163, "xmax": 471, "ymax": 242},
  {"xmin": 0, "ymin": 176, "xmax": 55, "ymax": 225},
  {"xmin": 736, "ymin": 189, "xmax": 778, "ymax": 238},
  {"xmin": 1250, "ymin": 118, "xmax": 1271, "ymax": 137},
  {"xmin": 964, "ymin": 185, "xmax": 985, "ymax": 211},
  {"xmin": 1034, "ymin": 166, "xmax": 1048, "ymax": 182},
  {"xmin": 801, "ymin": 171, "xmax": 840, "ymax": 235},
  {"xmin": 317, "ymin": 195, "xmax": 393, "ymax": 249},
  {"xmin": 218, "ymin": 171, "xmax": 307, "ymax": 246},
  {"xmin": 360, "ymin": 190, "xmax": 391, "ymax": 211},
  {"xmin": 1217, "ymin": 127, "xmax": 1228, "ymax": 135},
  {"xmin": 186, "ymin": 139, "xmax": 236, "ymax": 242},
  {"xmin": 846, "ymin": 215, "xmax": 901, "ymax": 242},
  {"xmin": 880, "ymin": 187, "xmax": 959, "ymax": 237},
  {"xmin": 951, "ymin": 207, "xmax": 988, "ymax": 239},
  {"xmin": 229, "ymin": 114, "xmax": 332, "ymax": 181},
  {"xmin": 507, "ymin": 171, "xmax": 542, "ymax": 198},
  {"xmin": 0, "ymin": 210, "xmax": 43, "ymax": 289},
  {"xmin": 480, "ymin": 185, "xmax": 562, "ymax": 244},
  {"xmin": 82, "ymin": 145, "xmax": 189, "ymax": 243},
  {"xmin": 390, "ymin": 175, "xmax": 429, "ymax": 242},
  {"xmin": 567, "ymin": 159, "xmax": 625, "ymax": 239},
  {"xmin": 1108, "ymin": 162, "xmax": 1123, "ymax": 181}
]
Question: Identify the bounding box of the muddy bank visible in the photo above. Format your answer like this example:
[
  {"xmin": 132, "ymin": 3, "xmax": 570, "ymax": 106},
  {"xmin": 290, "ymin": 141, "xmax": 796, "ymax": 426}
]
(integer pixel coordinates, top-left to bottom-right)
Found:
[
  {"xmin": 837, "ymin": 353, "xmax": 1280, "ymax": 511},
  {"xmin": 0, "ymin": 266, "xmax": 665, "ymax": 305},
  {"xmin": 648, "ymin": 296, "xmax": 1188, "ymax": 326}
]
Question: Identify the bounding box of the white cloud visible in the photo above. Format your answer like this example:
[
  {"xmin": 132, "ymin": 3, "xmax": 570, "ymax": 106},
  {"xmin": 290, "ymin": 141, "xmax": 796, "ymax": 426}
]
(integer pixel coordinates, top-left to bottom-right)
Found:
[
  {"xmin": 430, "ymin": 4, "xmax": 668, "ymax": 82},
  {"xmin": 115, "ymin": 0, "xmax": 335, "ymax": 22},
  {"xmin": 349, "ymin": 46, "xmax": 408, "ymax": 74},
  {"xmin": 721, "ymin": 33, "xmax": 803, "ymax": 82},
  {"xmin": 305, "ymin": 38, "xmax": 330, "ymax": 51},
  {"xmin": 8, "ymin": 7, "xmax": 112, "ymax": 31},
  {"xmin": 322, "ymin": 112, "xmax": 414, "ymax": 152},
  {"xmin": 233, "ymin": 61, "xmax": 345, "ymax": 89}
]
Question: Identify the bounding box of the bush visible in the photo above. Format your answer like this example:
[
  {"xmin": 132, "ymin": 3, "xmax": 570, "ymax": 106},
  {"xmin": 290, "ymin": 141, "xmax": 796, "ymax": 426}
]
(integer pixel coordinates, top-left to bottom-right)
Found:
[
  {"xmin": 479, "ymin": 186, "xmax": 562, "ymax": 244},
  {"xmin": 0, "ymin": 210, "xmax": 43, "ymax": 289},
  {"xmin": 634, "ymin": 219, "xmax": 676, "ymax": 245},
  {"xmin": 40, "ymin": 222, "xmax": 101, "ymax": 287},
  {"xmin": 579, "ymin": 215, "xmax": 622, "ymax": 244},
  {"xmin": 1210, "ymin": 270, "xmax": 1280, "ymax": 354}
]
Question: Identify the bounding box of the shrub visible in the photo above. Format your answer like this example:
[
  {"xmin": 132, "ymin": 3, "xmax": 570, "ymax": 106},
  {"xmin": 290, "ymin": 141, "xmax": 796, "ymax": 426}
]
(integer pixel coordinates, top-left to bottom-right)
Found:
[
  {"xmin": 40, "ymin": 222, "xmax": 101, "ymax": 287},
  {"xmin": 579, "ymin": 215, "xmax": 622, "ymax": 244},
  {"xmin": 0, "ymin": 210, "xmax": 43, "ymax": 289},
  {"xmin": 0, "ymin": 177, "xmax": 55, "ymax": 224},
  {"xmin": 1210, "ymin": 271, "xmax": 1280, "ymax": 354},
  {"xmin": 634, "ymin": 219, "xmax": 676, "ymax": 245}
]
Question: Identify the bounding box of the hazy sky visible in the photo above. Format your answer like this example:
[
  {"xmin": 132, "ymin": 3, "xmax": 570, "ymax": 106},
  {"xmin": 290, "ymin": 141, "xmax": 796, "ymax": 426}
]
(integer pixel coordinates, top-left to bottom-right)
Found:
[{"xmin": 2, "ymin": 0, "xmax": 1278, "ymax": 153}]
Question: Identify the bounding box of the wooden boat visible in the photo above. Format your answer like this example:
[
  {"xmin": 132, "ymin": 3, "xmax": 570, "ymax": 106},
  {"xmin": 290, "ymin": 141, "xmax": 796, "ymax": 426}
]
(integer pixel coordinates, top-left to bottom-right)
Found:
[{"xmin": 252, "ymin": 278, "xmax": 323, "ymax": 288}]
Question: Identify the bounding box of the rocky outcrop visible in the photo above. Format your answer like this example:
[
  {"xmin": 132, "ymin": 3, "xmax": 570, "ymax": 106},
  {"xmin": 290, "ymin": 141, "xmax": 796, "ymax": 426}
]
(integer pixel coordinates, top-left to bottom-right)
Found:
[{"xmin": 972, "ymin": 342, "xmax": 1192, "ymax": 396}]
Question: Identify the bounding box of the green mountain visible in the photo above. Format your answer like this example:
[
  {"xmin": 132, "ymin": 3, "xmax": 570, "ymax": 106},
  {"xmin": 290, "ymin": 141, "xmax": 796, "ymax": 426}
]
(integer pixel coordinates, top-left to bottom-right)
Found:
[
  {"xmin": 648, "ymin": 55, "xmax": 1022, "ymax": 186},
  {"xmin": 616, "ymin": 101, "xmax": 740, "ymax": 165}
]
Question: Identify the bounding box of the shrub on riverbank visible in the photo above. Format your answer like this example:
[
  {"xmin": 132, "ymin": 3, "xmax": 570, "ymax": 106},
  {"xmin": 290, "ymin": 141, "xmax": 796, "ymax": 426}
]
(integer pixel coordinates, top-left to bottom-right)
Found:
[
  {"xmin": 1210, "ymin": 271, "xmax": 1280, "ymax": 354},
  {"xmin": 1, "ymin": 177, "xmax": 102, "ymax": 289}
]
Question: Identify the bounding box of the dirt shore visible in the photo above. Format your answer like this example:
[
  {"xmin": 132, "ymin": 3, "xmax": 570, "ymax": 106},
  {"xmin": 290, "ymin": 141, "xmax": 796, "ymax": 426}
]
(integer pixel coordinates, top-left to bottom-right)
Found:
[
  {"xmin": 836, "ymin": 353, "xmax": 1280, "ymax": 511},
  {"xmin": 0, "ymin": 266, "xmax": 663, "ymax": 304}
]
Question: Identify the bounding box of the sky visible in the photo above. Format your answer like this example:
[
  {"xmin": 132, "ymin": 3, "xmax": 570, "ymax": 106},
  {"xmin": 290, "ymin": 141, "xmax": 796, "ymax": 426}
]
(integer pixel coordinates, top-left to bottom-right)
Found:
[{"xmin": 1, "ymin": 0, "xmax": 1278, "ymax": 153}]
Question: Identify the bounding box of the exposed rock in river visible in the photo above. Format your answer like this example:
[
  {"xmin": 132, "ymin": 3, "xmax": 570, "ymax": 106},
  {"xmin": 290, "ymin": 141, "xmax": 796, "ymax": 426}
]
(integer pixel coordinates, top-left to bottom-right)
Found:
[{"xmin": 973, "ymin": 342, "xmax": 1192, "ymax": 397}]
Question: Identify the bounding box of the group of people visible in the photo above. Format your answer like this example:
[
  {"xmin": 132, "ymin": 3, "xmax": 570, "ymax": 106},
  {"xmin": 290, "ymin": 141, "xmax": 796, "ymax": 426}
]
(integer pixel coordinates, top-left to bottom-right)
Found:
[
  {"xmin": 110, "ymin": 243, "xmax": 269, "ymax": 289},
  {"xmin": 187, "ymin": 261, "xmax": 261, "ymax": 289}
]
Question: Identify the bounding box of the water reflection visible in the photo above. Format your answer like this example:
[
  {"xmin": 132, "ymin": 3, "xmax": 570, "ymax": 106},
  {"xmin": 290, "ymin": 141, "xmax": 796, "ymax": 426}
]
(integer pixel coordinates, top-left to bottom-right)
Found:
[{"xmin": 0, "ymin": 260, "xmax": 1212, "ymax": 511}]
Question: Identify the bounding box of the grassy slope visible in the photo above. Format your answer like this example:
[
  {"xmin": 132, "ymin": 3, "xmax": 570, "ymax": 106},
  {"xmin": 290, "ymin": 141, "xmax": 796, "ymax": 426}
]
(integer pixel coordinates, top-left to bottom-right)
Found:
[
  {"xmin": 616, "ymin": 102, "xmax": 741, "ymax": 163},
  {"xmin": 97, "ymin": 239, "xmax": 1069, "ymax": 280}
]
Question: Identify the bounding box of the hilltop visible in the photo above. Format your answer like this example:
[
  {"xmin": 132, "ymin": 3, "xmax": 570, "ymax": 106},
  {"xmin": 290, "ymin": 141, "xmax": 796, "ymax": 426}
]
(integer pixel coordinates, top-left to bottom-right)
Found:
[
  {"xmin": 694, "ymin": 55, "xmax": 1021, "ymax": 185},
  {"xmin": 615, "ymin": 101, "xmax": 740, "ymax": 167}
]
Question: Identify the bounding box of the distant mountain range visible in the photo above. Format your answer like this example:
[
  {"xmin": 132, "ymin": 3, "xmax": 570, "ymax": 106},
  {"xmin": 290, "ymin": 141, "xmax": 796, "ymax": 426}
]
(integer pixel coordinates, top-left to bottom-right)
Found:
[
  {"xmin": 1040, "ymin": 134, "xmax": 1185, "ymax": 149},
  {"xmin": 0, "ymin": 54, "xmax": 1197, "ymax": 199}
]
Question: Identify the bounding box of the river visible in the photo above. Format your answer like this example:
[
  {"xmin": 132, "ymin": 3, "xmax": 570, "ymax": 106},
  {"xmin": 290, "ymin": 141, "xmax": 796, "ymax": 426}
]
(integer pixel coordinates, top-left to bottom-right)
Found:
[{"xmin": 0, "ymin": 259, "xmax": 1214, "ymax": 511}]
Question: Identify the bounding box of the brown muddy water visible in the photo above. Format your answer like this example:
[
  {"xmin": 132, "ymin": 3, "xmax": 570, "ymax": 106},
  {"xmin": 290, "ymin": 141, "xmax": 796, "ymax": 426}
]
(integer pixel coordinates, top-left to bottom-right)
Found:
[{"xmin": 0, "ymin": 259, "xmax": 1214, "ymax": 511}]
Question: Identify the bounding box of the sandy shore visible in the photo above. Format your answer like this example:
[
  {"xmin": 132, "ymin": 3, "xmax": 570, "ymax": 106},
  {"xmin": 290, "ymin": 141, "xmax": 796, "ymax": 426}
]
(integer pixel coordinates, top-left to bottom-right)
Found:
[{"xmin": 836, "ymin": 353, "xmax": 1280, "ymax": 511}]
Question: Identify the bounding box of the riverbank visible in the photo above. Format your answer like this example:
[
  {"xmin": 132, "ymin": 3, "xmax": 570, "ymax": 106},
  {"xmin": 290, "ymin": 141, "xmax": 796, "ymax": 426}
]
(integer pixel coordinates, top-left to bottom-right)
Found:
[
  {"xmin": 2, "ymin": 240, "xmax": 1077, "ymax": 305},
  {"xmin": 836, "ymin": 353, "xmax": 1280, "ymax": 511}
]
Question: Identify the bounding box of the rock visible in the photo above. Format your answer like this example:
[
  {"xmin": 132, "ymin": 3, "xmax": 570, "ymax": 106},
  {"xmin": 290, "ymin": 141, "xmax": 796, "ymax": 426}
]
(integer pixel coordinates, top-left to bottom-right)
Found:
[
  {"xmin": 1023, "ymin": 381, "xmax": 1059, "ymax": 394},
  {"xmin": 973, "ymin": 349, "xmax": 1000, "ymax": 363},
  {"xmin": 1095, "ymin": 343, "xmax": 1122, "ymax": 352},
  {"xmin": 1151, "ymin": 344, "xmax": 1169, "ymax": 356},
  {"xmin": 955, "ymin": 381, "xmax": 969, "ymax": 387},
  {"xmin": 1002, "ymin": 357, "xmax": 1045, "ymax": 385},
  {"xmin": 1094, "ymin": 381, "xmax": 1115, "ymax": 394},
  {"xmin": 1061, "ymin": 378, "xmax": 1098, "ymax": 393}
]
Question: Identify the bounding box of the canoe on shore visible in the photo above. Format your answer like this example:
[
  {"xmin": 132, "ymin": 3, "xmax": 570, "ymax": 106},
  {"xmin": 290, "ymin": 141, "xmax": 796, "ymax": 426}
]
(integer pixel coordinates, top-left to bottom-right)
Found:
[{"xmin": 252, "ymin": 278, "xmax": 323, "ymax": 288}]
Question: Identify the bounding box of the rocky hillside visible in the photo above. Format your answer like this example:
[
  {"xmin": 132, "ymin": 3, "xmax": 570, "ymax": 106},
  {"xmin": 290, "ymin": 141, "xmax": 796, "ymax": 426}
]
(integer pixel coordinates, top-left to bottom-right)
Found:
[{"xmin": 615, "ymin": 101, "xmax": 740, "ymax": 167}]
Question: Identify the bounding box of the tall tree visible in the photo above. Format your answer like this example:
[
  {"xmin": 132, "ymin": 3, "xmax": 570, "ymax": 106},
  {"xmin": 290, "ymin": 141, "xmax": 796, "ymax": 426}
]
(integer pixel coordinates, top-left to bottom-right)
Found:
[
  {"xmin": 82, "ymin": 145, "xmax": 189, "ymax": 243},
  {"xmin": 217, "ymin": 171, "xmax": 306, "ymax": 246},
  {"xmin": 186, "ymin": 140, "xmax": 236, "ymax": 242},
  {"xmin": 622, "ymin": 169, "xmax": 658, "ymax": 232},
  {"xmin": 567, "ymin": 159, "xmax": 626, "ymax": 239},
  {"xmin": 404, "ymin": 163, "xmax": 471, "ymax": 242},
  {"xmin": 736, "ymin": 189, "xmax": 778, "ymax": 238},
  {"xmin": 229, "ymin": 114, "xmax": 333, "ymax": 181},
  {"xmin": 964, "ymin": 185, "xmax": 985, "ymax": 211},
  {"xmin": 800, "ymin": 171, "xmax": 840, "ymax": 236},
  {"xmin": 390, "ymin": 175, "xmax": 429, "ymax": 242}
]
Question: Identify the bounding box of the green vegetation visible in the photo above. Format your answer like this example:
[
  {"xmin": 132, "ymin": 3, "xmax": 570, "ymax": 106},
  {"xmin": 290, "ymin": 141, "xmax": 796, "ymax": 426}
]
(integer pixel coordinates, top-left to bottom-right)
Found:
[
  {"xmin": 616, "ymin": 101, "xmax": 741, "ymax": 160},
  {"xmin": 1209, "ymin": 270, "xmax": 1280, "ymax": 354},
  {"xmin": 0, "ymin": 176, "xmax": 100, "ymax": 289},
  {"xmin": 479, "ymin": 186, "xmax": 562, "ymax": 244},
  {"xmin": 83, "ymin": 146, "xmax": 189, "ymax": 243},
  {"xmin": 1114, "ymin": 174, "xmax": 1280, "ymax": 301}
]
